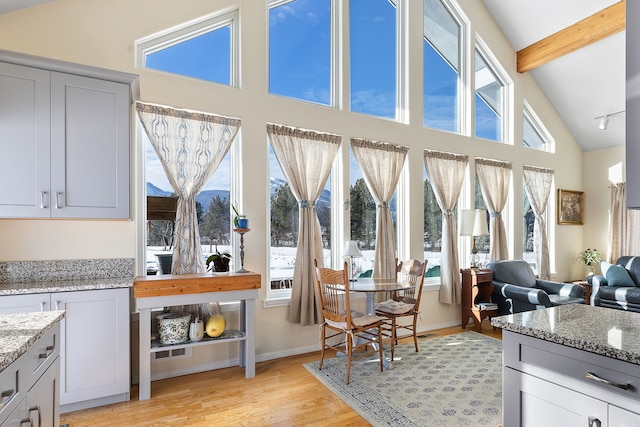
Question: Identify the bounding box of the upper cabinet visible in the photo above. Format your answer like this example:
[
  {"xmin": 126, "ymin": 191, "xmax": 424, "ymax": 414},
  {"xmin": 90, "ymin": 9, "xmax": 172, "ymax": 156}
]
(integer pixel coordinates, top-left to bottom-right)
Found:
[{"xmin": 0, "ymin": 51, "xmax": 137, "ymax": 219}]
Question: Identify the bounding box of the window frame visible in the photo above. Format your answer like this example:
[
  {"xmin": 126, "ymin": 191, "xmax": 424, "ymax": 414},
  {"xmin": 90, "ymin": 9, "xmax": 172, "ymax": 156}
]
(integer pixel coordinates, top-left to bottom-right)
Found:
[{"xmin": 135, "ymin": 8, "xmax": 240, "ymax": 87}]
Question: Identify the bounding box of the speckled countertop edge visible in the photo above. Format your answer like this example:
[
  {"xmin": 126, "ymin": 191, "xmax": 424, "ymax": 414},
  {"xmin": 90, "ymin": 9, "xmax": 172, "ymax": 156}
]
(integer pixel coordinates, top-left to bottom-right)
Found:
[
  {"xmin": 492, "ymin": 304, "xmax": 640, "ymax": 365},
  {"xmin": 0, "ymin": 311, "xmax": 65, "ymax": 372},
  {"xmin": 0, "ymin": 277, "xmax": 133, "ymax": 295}
]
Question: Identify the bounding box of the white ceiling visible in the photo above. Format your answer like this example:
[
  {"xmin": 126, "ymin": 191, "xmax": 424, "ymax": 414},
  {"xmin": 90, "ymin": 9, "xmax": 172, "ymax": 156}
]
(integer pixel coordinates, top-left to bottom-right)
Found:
[
  {"xmin": 481, "ymin": 0, "xmax": 625, "ymax": 152},
  {"xmin": 0, "ymin": 0, "xmax": 623, "ymax": 152}
]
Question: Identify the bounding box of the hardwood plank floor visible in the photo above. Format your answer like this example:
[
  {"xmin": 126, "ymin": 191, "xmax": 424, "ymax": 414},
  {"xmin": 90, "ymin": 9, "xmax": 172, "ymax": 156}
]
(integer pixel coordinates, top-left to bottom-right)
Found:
[{"xmin": 60, "ymin": 322, "xmax": 501, "ymax": 426}]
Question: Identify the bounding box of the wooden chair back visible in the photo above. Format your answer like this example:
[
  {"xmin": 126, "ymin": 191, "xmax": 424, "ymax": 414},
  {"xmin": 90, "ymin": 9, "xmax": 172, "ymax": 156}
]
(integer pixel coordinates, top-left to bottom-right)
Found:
[
  {"xmin": 395, "ymin": 259, "xmax": 428, "ymax": 306},
  {"xmin": 314, "ymin": 260, "xmax": 352, "ymax": 326}
]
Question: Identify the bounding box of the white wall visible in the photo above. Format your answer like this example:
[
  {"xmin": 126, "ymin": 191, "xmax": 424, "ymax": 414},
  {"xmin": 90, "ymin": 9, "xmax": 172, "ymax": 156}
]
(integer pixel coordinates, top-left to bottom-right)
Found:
[{"xmin": 0, "ymin": 0, "xmax": 594, "ymax": 368}]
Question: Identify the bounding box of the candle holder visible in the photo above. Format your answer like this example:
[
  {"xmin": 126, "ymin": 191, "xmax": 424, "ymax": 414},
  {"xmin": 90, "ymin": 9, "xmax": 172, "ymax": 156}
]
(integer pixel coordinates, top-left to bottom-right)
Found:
[{"xmin": 233, "ymin": 228, "xmax": 250, "ymax": 273}]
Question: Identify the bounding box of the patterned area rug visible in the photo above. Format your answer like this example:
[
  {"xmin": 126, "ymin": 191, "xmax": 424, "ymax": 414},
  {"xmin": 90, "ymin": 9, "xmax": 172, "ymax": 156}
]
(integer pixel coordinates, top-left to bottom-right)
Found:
[{"xmin": 303, "ymin": 332, "xmax": 502, "ymax": 426}]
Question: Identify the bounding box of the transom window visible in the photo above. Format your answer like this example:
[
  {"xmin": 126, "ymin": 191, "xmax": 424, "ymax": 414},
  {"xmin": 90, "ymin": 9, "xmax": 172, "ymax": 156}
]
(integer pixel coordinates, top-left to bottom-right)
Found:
[
  {"xmin": 523, "ymin": 102, "xmax": 554, "ymax": 152},
  {"xmin": 474, "ymin": 44, "xmax": 508, "ymax": 142},
  {"xmin": 136, "ymin": 9, "xmax": 239, "ymax": 87}
]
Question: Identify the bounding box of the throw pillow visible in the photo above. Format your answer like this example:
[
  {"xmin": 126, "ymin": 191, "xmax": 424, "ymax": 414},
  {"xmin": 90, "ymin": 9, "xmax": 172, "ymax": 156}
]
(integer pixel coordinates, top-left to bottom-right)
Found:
[
  {"xmin": 605, "ymin": 264, "xmax": 636, "ymax": 287},
  {"xmin": 600, "ymin": 261, "xmax": 612, "ymax": 277}
]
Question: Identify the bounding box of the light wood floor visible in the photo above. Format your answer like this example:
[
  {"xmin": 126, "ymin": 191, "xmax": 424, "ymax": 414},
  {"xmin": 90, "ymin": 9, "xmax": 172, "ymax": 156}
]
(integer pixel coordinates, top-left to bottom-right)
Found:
[{"xmin": 60, "ymin": 322, "xmax": 501, "ymax": 427}]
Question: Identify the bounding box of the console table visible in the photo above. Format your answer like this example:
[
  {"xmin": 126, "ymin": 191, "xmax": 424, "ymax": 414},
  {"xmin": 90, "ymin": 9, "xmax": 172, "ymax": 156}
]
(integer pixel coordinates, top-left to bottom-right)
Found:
[
  {"xmin": 460, "ymin": 268, "xmax": 496, "ymax": 332},
  {"xmin": 134, "ymin": 272, "xmax": 260, "ymax": 400}
]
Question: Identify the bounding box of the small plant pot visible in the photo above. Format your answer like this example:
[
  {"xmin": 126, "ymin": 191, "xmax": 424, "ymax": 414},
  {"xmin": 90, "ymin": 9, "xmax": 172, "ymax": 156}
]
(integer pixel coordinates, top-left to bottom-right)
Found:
[
  {"xmin": 157, "ymin": 312, "xmax": 191, "ymax": 344},
  {"xmin": 237, "ymin": 216, "xmax": 248, "ymax": 229}
]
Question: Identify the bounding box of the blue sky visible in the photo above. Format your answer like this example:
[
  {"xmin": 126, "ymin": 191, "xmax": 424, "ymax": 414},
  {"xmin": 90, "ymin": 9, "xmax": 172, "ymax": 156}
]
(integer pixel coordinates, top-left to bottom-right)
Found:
[{"xmin": 143, "ymin": 0, "xmax": 493, "ymax": 192}]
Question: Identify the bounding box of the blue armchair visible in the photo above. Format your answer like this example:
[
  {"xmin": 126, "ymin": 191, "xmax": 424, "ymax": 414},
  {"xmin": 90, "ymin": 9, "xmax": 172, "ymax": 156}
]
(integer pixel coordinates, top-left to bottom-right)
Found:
[{"xmin": 487, "ymin": 260, "xmax": 585, "ymax": 315}]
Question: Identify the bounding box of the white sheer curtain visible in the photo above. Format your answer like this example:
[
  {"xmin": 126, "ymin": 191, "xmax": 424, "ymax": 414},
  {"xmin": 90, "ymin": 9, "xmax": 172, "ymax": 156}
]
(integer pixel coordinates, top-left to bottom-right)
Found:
[
  {"xmin": 609, "ymin": 183, "xmax": 640, "ymax": 261},
  {"xmin": 351, "ymin": 138, "xmax": 408, "ymax": 279},
  {"xmin": 475, "ymin": 158, "xmax": 511, "ymax": 261},
  {"xmin": 267, "ymin": 124, "xmax": 341, "ymax": 326},
  {"xmin": 423, "ymin": 149, "xmax": 468, "ymax": 305},
  {"xmin": 523, "ymin": 165, "xmax": 554, "ymax": 280},
  {"xmin": 136, "ymin": 102, "xmax": 240, "ymax": 274}
]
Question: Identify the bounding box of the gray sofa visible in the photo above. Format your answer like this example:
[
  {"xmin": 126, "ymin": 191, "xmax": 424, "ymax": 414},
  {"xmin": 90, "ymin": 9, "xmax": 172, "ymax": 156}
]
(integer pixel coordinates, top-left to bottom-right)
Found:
[
  {"xmin": 487, "ymin": 260, "xmax": 585, "ymax": 315},
  {"xmin": 592, "ymin": 256, "xmax": 640, "ymax": 311}
]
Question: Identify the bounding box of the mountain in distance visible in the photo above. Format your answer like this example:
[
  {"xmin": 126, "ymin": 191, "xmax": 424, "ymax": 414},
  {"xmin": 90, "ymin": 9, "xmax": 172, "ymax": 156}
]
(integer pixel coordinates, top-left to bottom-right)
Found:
[{"xmin": 269, "ymin": 177, "xmax": 331, "ymax": 210}]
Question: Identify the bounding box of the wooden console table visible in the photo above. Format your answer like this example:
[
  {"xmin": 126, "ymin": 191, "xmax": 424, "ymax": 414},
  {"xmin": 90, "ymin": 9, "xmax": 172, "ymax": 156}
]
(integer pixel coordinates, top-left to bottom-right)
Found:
[
  {"xmin": 460, "ymin": 268, "xmax": 496, "ymax": 332},
  {"xmin": 134, "ymin": 271, "xmax": 260, "ymax": 400}
]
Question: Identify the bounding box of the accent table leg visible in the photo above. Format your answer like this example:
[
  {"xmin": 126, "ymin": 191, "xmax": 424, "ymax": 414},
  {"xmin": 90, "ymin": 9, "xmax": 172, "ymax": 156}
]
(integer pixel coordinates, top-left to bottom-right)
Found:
[{"xmin": 139, "ymin": 307, "xmax": 151, "ymax": 400}]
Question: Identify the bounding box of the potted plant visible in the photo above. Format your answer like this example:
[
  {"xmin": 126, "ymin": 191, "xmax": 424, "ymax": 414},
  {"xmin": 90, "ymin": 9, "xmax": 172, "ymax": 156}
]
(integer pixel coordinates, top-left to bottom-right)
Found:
[
  {"xmin": 577, "ymin": 248, "xmax": 601, "ymax": 276},
  {"xmin": 232, "ymin": 204, "xmax": 248, "ymax": 229},
  {"xmin": 206, "ymin": 248, "xmax": 232, "ymax": 273}
]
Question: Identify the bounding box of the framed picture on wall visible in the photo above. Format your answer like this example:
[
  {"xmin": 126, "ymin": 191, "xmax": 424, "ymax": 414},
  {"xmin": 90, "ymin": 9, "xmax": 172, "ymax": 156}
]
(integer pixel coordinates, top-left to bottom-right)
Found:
[{"xmin": 557, "ymin": 189, "xmax": 584, "ymax": 225}]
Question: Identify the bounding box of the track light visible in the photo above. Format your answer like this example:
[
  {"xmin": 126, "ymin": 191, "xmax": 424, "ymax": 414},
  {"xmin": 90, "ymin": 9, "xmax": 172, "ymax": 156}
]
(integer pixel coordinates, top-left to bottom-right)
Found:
[
  {"xmin": 595, "ymin": 110, "xmax": 624, "ymax": 130},
  {"xmin": 599, "ymin": 115, "xmax": 610, "ymax": 130}
]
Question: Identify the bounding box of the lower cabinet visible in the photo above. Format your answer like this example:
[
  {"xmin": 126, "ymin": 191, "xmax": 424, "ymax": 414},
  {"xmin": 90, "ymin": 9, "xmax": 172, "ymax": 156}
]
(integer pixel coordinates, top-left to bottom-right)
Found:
[
  {"xmin": 503, "ymin": 331, "xmax": 640, "ymax": 427},
  {"xmin": 0, "ymin": 288, "xmax": 130, "ymax": 412},
  {"xmin": 1, "ymin": 324, "xmax": 60, "ymax": 427}
]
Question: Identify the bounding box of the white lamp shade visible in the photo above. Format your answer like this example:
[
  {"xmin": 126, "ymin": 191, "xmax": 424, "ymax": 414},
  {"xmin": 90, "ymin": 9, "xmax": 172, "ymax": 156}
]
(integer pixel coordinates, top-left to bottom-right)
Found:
[
  {"xmin": 343, "ymin": 240, "xmax": 362, "ymax": 257},
  {"xmin": 460, "ymin": 209, "xmax": 489, "ymax": 237}
]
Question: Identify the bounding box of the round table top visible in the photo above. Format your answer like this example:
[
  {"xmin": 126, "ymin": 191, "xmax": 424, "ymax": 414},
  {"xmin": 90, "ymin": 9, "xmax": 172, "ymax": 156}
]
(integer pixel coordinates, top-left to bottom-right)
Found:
[{"xmin": 349, "ymin": 277, "xmax": 414, "ymax": 293}]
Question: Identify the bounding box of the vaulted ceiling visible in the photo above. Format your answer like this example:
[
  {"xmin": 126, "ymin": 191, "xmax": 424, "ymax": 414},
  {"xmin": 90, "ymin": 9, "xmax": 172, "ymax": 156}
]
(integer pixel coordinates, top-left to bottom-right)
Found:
[{"xmin": 482, "ymin": 0, "xmax": 625, "ymax": 152}]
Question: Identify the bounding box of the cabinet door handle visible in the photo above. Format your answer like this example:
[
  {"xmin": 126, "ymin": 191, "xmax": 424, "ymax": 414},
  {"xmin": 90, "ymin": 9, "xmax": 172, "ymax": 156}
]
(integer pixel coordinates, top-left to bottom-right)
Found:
[
  {"xmin": 1, "ymin": 388, "xmax": 14, "ymax": 404},
  {"xmin": 38, "ymin": 345, "xmax": 55, "ymax": 359},
  {"xmin": 54, "ymin": 192, "xmax": 63, "ymax": 209},
  {"xmin": 588, "ymin": 416, "xmax": 601, "ymax": 427},
  {"xmin": 40, "ymin": 301, "xmax": 46, "ymax": 312},
  {"xmin": 40, "ymin": 191, "xmax": 48, "ymax": 209},
  {"xmin": 28, "ymin": 406, "xmax": 41, "ymax": 427},
  {"xmin": 586, "ymin": 371, "xmax": 631, "ymax": 390},
  {"xmin": 19, "ymin": 417, "xmax": 34, "ymax": 426},
  {"xmin": 55, "ymin": 301, "xmax": 62, "ymax": 310}
]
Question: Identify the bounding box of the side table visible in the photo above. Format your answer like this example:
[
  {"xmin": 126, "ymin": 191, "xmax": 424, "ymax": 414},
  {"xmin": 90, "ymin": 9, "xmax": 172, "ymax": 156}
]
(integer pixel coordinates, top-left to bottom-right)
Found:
[
  {"xmin": 461, "ymin": 268, "xmax": 497, "ymax": 332},
  {"xmin": 566, "ymin": 279, "xmax": 592, "ymax": 305}
]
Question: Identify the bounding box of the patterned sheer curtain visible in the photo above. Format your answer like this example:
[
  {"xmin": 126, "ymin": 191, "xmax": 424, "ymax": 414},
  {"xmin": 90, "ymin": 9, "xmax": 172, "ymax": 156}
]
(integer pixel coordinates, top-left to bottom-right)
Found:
[
  {"xmin": 475, "ymin": 158, "xmax": 511, "ymax": 261},
  {"xmin": 351, "ymin": 139, "xmax": 409, "ymax": 279},
  {"xmin": 267, "ymin": 124, "xmax": 341, "ymax": 326},
  {"xmin": 136, "ymin": 102, "xmax": 241, "ymax": 274},
  {"xmin": 609, "ymin": 183, "xmax": 640, "ymax": 261},
  {"xmin": 523, "ymin": 165, "xmax": 554, "ymax": 280},
  {"xmin": 423, "ymin": 150, "xmax": 468, "ymax": 305}
]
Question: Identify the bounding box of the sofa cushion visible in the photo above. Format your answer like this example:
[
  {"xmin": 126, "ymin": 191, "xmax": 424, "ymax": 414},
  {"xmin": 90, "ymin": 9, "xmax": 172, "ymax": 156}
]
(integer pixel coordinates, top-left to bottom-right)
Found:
[
  {"xmin": 488, "ymin": 260, "xmax": 537, "ymax": 288},
  {"xmin": 605, "ymin": 264, "xmax": 636, "ymax": 287},
  {"xmin": 617, "ymin": 256, "xmax": 640, "ymax": 287},
  {"xmin": 597, "ymin": 285, "xmax": 640, "ymax": 305},
  {"xmin": 600, "ymin": 260, "xmax": 612, "ymax": 277}
]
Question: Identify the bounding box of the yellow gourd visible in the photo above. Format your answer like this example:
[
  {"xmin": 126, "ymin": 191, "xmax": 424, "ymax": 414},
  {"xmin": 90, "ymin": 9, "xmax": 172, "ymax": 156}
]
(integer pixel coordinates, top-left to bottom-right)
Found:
[{"xmin": 205, "ymin": 314, "xmax": 225, "ymax": 337}]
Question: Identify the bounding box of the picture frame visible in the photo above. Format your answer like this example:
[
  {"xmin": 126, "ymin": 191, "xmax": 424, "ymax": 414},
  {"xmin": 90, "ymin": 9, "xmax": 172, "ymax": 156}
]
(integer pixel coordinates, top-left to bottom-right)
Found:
[{"xmin": 557, "ymin": 189, "xmax": 584, "ymax": 225}]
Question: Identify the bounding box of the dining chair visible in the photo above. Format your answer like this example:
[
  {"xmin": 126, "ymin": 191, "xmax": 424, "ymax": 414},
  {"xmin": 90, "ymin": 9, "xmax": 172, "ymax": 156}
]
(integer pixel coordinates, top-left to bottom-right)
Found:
[
  {"xmin": 314, "ymin": 259, "xmax": 385, "ymax": 384},
  {"xmin": 374, "ymin": 258, "xmax": 427, "ymax": 361}
]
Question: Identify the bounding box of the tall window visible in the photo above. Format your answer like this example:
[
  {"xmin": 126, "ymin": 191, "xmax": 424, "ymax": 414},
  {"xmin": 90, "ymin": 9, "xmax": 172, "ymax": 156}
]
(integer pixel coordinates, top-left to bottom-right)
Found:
[
  {"xmin": 269, "ymin": 0, "xmax": 332, "ymax": 105},
  {"xmin": 423, "ymin": 171, "xmax": 443, "ymax": 278},
  {"xmin": 474, "ymin": 46, "xmax": 506, "ymax": 142},
  {"xmin": 474, "ymin": 176, "xmax": 490, "ymax": 265},
  {"xmin": 136, "ymin": 9, "xmax": 238, "ymax": 87},
  {"xmin": 523, "ymin": 189, "xmax": 536, "ymax": 270},
  {"xmin": 268, "ymin": 144, "xmax": 332, "ymax": 293},
  {"xmin": 350, "ymin": 0, "xmax": 398, "ymax": 119},
  {"xmin": 423, "ymin": 0, "xmax": 463, "ymax": 132},
  {"xmin": 523, "ymin": 102, "xmax": 554, "ymax": 152}
]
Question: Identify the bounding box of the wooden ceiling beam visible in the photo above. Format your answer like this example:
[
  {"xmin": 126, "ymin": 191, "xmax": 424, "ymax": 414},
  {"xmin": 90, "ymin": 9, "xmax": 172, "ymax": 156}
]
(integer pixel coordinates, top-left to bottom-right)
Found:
[{"xmin": 517, "ymin": 0, "xmax": 625, "ymax": 73}]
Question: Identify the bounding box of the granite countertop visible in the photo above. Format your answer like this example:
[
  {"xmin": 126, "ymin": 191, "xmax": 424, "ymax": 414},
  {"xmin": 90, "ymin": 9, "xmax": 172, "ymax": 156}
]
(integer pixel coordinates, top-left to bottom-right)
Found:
[
  {"xmin": 0, "ymin": 311, "xmax": 65, "ymax": 372},
  {"xmin": 491, "ymin": 304, "xmax": 640, "ymax": 365},
  {"xmin": 0, "ymin": 277, "xmax": 133, "ymax": 296}
]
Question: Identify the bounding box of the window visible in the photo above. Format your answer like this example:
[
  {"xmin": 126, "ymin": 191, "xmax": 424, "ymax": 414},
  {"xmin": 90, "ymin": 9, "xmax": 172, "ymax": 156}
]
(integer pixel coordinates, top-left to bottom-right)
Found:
[
  {"xmin": 522, "ymin": 188, "xmax": 536, "ymax": 270},
  {"xmin": 350, "ymin": 0, "xmax": 399, "ymax": 119},
  {"xmin": 136, "ymin": 9, "xmax": 239, "ymax": 87},
  {"xmin": 474, "ymin": 45, "xmax": 507, "ymax": 142},
  {"xmin": 423, "ymin": 0, "xmax": 464, "ymax": 133},
  {"xmin": 423, "ymin": 171, "xmax": 443, "ymax": 278},
  {"xmin": 474, "ymin": 175, "xmax": 490, "ymax": 265},
  {"xmin": 268, "ymin": 144, "xmax": 333, "ymax": 295},
  {"xmin": 144, "ymin": 135, "xmax": 232, "ymax": 275},
  {"xmin": 523, "ymin": 102, "xmax": 554, "ymax": 152},
  {"xmin": 268, "ymin": 0, "xmax": 333, "ymax": 105}
]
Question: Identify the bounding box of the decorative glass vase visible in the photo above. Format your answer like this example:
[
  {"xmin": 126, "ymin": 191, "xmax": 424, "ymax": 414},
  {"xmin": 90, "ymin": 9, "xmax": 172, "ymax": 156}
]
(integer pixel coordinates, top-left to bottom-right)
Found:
[{"xmin": 586, "ymin": 265, "xmax": 595, "ymax": 278}]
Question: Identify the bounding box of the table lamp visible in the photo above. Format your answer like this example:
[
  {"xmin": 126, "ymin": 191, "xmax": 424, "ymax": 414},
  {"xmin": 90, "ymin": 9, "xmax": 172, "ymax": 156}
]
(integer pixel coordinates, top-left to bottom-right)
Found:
[
  {"xmin": 460, "ymin": 209, "xmax": 489, "ymax": 269},
  {"xmin": 343, "ymin": 240, "xmax": 362, "ymax": 281}
]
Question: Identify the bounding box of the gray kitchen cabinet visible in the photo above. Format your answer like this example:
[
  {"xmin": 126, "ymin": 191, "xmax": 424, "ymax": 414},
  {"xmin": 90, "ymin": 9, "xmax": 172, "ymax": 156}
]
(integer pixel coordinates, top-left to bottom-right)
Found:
[
  {"xmin": 628, "ymin": 0, "xmax": 640, "ymax": 209},
  {"xmin": 0, "ymin": 323, "xmax": 60, "ymax": 427},
  {"xmin": 503, "ymin": 330, "xmax": 640, "ymax": 426},
  {"xmin": 0, "ymin": 288, "xmax": 130, "ymax": 413},
  {"xmin": 0, "ymin": 51, "xmax": 135, "ymax": 219}
]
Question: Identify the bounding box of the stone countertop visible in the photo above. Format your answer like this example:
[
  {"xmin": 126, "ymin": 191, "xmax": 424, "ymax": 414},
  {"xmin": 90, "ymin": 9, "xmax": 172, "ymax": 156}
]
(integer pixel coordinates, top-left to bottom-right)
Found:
[
  {"xmin": 0, "ymin": 311, "xmax": 65, "ymax": 372},
  {"xmin": 491, "ymin": 304, "xmax": 640, "ymax": 365},
  {"xmin": 0, "ymin": 277, "xmax": 133, "ymax": 296}
]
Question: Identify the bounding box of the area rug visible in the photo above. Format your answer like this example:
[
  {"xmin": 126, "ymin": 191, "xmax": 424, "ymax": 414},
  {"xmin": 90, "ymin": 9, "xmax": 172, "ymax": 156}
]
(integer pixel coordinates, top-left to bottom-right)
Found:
[{"xmin": 303, "ymin": 332, "xmax": 502, "ymax": 426}]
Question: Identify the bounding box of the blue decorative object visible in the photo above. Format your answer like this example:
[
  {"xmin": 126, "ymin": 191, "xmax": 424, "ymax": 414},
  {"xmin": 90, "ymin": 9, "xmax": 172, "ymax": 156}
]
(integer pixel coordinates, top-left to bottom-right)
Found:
[
  {"xmin": 237, "ymin": 217, "xmax": 248, "ymax": 229},
  {"xmin": 605, "ymin": 264, "xmax": 636, "ymax": 287}
]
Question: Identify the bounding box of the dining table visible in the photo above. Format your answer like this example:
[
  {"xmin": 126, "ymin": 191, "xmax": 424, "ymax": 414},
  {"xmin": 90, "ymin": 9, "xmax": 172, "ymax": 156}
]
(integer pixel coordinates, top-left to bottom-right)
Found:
[{"xmin": 348, "ymin": 277, "xmax": 416, "ymax": 369}]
